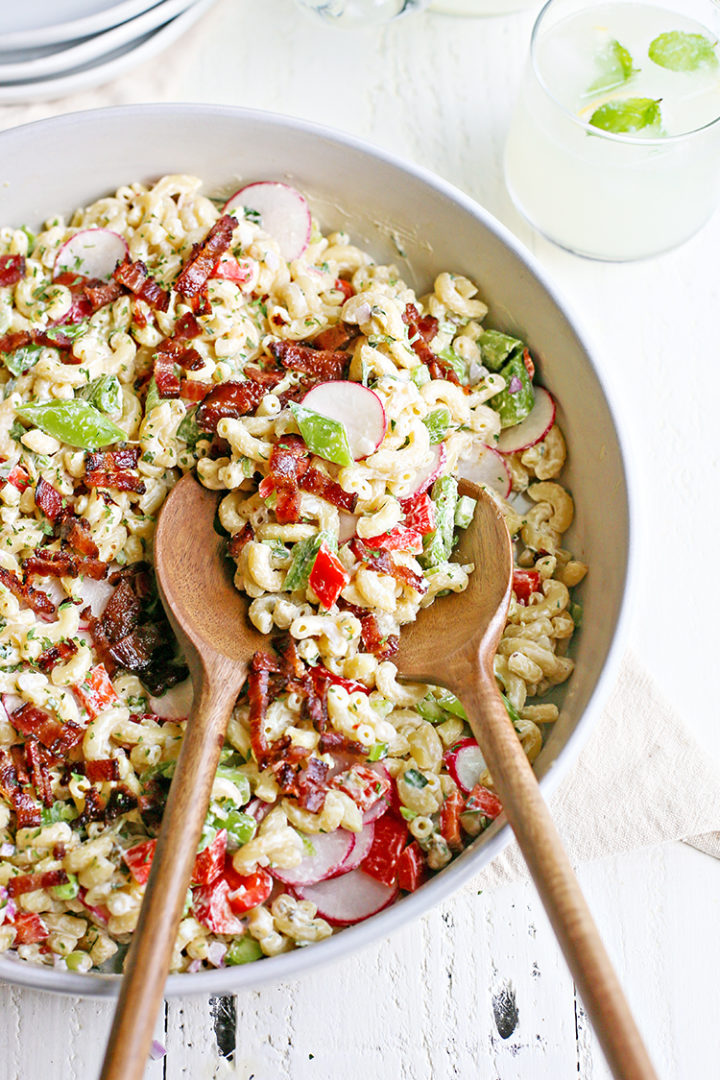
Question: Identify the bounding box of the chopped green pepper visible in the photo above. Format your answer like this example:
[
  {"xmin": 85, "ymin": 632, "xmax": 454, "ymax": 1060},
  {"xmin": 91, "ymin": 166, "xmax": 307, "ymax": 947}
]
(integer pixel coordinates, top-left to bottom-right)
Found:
[
  {"xmin": 226, "ymin": 937, "xmax": 264, "ymax": 966},
  {"xmin": 419, "ymin": 475, "xmax": 458, "ymax": 569},
  {"xmin": 411, "ymin": 364, "xmax": 431, "ymax": 388},
  {"xmin": 454, "ymin": 495, "xmax": 477, "ymax": 529},
  {"xmin": 16, "ymin": 399, "xmax": 126, "ymax": 451},
  {"xmin": 290, "ymin": 403, "xmax": 354, "ymax": 467},
  {"xmin": 422, "ymin": 407, "xmax": 451, "ymax": 445},
  {"xmin": 491, "ymin": 354, "xmax": 535, "ymax": 429},
  {"xmin": 284, "ymin": 530, "xmax": 337, "ymax": 593}
]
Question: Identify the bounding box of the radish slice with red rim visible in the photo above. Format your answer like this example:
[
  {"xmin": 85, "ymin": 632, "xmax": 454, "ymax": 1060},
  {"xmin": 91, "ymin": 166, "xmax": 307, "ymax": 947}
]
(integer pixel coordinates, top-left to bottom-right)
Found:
[
  {"xmin": 301, "ymin": 381, "xmax": 386, "ymax": 460},
  {"xmin": 496, "ymin": 387, "xmax": 556, "ymax": 455},
  {"xmin": 338, "ymin": 512, "xmax": 358, "ymax": 543},
  {"xmin": 444, "ymin": 737, "xmax": 487, "ymax": 795},
  {"xmin": 271, "ymin": 828, "xmax": 355, "ymax": 887},
  {"xmin": 408, "ymin": 442, "xmax": 446, "ymax": 497},
  {"xmin": 336, "ymin": 822, "xmax": 376, "ymax": 873},
  {"xmin": 223, "ymin": 182, "xmax": 311, "ymax": 262},
  {"xmin": 458, "ymin": 444, "xmax": 511, "ymax": 498},
  {"xmin": 293, "ymin": 867, "xmax": 398, "ymax": 925},
  {"xmin": 54, "ymin": 229, "xmax": 128, "ymax": 283}
]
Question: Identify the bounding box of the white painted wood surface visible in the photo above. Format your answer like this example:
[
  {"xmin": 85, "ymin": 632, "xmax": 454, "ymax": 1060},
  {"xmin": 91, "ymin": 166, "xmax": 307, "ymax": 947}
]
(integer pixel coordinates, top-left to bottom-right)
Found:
[{"xmin": 0, "ymin": 2, "xmax": 718, "ymax": 1077}]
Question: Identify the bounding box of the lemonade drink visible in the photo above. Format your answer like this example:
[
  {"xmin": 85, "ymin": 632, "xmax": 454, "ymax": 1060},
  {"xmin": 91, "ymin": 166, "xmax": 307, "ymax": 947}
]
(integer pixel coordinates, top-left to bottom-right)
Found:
[{"xmin": 503, "ymin": 0, "xmax": 720, "ymax": 259}]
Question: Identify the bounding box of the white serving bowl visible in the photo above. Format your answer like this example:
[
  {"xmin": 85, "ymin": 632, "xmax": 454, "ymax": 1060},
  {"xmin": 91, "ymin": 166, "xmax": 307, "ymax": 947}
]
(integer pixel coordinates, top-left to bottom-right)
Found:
[{"xmin": 0, "ymin": 104, "xmax": 632, "ymax": 998}]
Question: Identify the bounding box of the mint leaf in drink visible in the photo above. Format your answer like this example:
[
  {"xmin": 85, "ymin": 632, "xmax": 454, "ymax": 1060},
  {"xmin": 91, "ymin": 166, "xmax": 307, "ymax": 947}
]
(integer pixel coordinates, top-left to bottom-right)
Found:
[
  {"xmin": 589, "ymin": 97, "xmax": 663, "ymax": 134},
  {"xmin": 648, "ymin": 31, "xmax": 719, "ymax": 72},
  {"xmin": 587, "ymin": 38, "xmax": 637, "ymax": 95}
]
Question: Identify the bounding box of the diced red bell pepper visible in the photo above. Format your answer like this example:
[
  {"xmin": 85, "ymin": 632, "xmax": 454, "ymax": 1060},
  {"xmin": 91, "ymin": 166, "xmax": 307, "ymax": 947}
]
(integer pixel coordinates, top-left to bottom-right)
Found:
[
  {"xmin": 192, "ymin": 829, "xmax": 227, "ymax": 886},
  {"xmin": 123, "ymin": 839, "xmax": 157, "ymax": 885},
  {"xmin": 212, "ymin": 255, "xmax": 254, "ymax": 288},
  {"xmin": 512, "ymin": 569, "xmax": 542, "ymax": 606},
  {"xmin": 361, "ymin": 813, "xmax": 408, "ymax": 887},
  {"xmin": 309, "ymin": 664, "xmax": 371, "ymax": 697},
  {"xmin": 12, "ymin": 912, "xmax": 49, "ymax": 945},
  {"xmin": 192, "ymin": 876, "xmax": 246, "ymax": 935},
  {"xmin": 75, "ymin": 664, "xmax": 121, "ymax": 720},
  {"xmin": 362, "ymin": 525, "xmax": 423, "ymax": 555},
  {"xmin": 77, "ymin": 887, "xmax": 111, "ymax": 926},
  {"xmin": 180, "ymin": 379, "xmax": 214, "ymax": 402},
  {"xmin": 400, "ymin": 493, "xmax": 436, "ymax": 535},
  {"xmin": 522, "ymin": 348, "xmax": 535, "ymax": 380},
  {"xmin": 308, "ymin": 543, "xmax": 348, "ymax": 609},
  {"xmin": 7, "ymin": 464, "xmax": 30, "ymax": 492},
  {"xmin": 223, "ymin": 861, "xmax": 272, "ymax": 915},
  {"xmin": 331, "ymin": 765, "xmax": 390, "ymax": 813},
  {"xmin": 464, "ymin": 784, "xmax": 503, "ymax": 821},
  {"xmin": 439, "ymin": 789, "xmax": 464, "ymax": 852},
  {"xmin": 334, "ymin": 278, "xmax": 355, "ymax": 300},
  {"xmin": 397, "ymin": 841, "xmax": 428, "ymax": 892}
]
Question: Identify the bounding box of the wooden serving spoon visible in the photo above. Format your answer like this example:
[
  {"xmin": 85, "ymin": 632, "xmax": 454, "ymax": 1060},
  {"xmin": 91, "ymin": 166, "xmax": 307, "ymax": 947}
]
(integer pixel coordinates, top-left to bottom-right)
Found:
[
  {"xmin": 100, "ymin": 473, "xmax": 266, "ymax": 1080},
  {"xmin": 394, "ymin": 479, "xmax": 657, "ymax": 1080}
]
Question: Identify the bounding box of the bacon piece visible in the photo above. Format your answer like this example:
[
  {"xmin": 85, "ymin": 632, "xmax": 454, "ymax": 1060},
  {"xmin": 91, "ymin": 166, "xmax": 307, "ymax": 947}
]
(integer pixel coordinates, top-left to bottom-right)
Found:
[
  {"xmin": 153, "ymin": 349, "xmax": 181, "ymax": 398},
  {"xmin": 35, "ymin": 478, "xmax": 65, "ymax": 522},
  {"xmin": 25, "ymin": 738, "xmax": 55, "ymax": 807},
  {"xmin": 104, "ymin": 786, "xmax": 138, "ymax": 821},
  {"xmin": 0, "ymin": 329, "xmax": 32, "ymax": 354},
  {"xmin": 83, "ymin": 758, "xmax": 120, "ymax": 783},
  {"xmin": 107, "ymin": 623, "xmax": 164, "ymax": 672},
  {"xmin": 195, "ymin": 379, "xmax": 268, "ymax": 432},
  {"xmin": 310, "ymin": 322, "xmax": 360, "ymax": 352},
  {"xmin": 173, "ymin": 312, "xmax": 202, "ymax": 340},
  {"xmin": 349, "ymin": 537, "xmax": 426, "ymax": 594},
  {"xmin": 248, "ymin": 653, "xmax": 274, "ymax": 768},
  {"xmin": 0, "ymin": 566, "xmax": 55, "ymax": 618},
  {"xmin": 317, "ymin": 730, "xmax": 368, "ymax": 756},
  {"xmin": 100, "ymin": 579, "xmax": 142, "ymax": 643},
  {"xmin": 57, "ymin": 510, "xmax": 99, "ymax": 559},
  {"xmin": 189, "ymin": 290, "xmax": 212, "ymax": 317},
  {"xmin": 403, "ymin": 302, "xmax": 462, "ymax": 386},
  {"xmin": 37, "ymin": 640, "xmax": 78, "ymax": 673},
  {"xmin": 0, "ymin": 748, "xmax": 41, "ymax": 828},
  {"xmin": 358, "ymin": 610, "xmax": 399, "ymax": 661},
  {"xmin": 11, "ymin": 746, "xmax": 29, "ymax": 786},
  {"xmin": 175, "ymin": 214, "xmax": 235, "ymax": 298},
  {"xmin": 227, "ymin": 523, "xmax": 254, "ymax": 560},
  {"xmin": 85, "ymin": 447, "xmax": 146, "ymax": 495},
  {"xmin": 7, "ymin": 869, "xmax": 68, "ymax": 898},
  {"xmin": 180, "ymin": 379, "xmax": 213, "ymax": 402},
  {"xmin": 11, "ymin": 703, "xmax": 84, "ymax": 757},
  {"xmin": 299, "ymin": 468, "xmax": 358, "ymax": 513},
  {"xmin": 112, "ymin": 257, "xmax": 170, "ymax": 311},
  {"xmin": 83, "ymin": 279, "xmax": 122, "ymax": 313},
  {"xmin": 258, "ymin": 435, "xmax": 310, "ymax": 523},
  {"xmin": 24, "ymin": 549, "xmax": 107, "ymax": 581},
  {"xmin": 76, "ymin": 787, "xmax": 105, "ymax": 826},
  {"xmin": 0, "ymin": 255, "xmax": 25, "ymax": 287},
  {"xmin": 269, "ymin": 340, "xmax": 350, "ymax": 381}
]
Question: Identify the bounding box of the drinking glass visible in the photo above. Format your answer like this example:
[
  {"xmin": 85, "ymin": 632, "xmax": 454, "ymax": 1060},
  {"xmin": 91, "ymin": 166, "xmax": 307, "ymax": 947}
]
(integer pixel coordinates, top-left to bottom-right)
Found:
[
  {"xmin": 430, "ymin": 1, "xmax": 540, "ymax": 14},
  {"xmin": 294, "ymin": 0, "xmax": 429, "ymax": 25},
  {"xmin": 503, "ymin": 0, "xmax": 720, "ymax": 259}
]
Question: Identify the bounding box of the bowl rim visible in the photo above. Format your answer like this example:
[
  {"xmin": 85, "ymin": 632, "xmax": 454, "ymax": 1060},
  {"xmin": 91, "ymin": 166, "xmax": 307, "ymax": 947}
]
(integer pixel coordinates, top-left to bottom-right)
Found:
[{"xmin": 0, "ymin": 102, "xmax": 635, "ymax": 999}]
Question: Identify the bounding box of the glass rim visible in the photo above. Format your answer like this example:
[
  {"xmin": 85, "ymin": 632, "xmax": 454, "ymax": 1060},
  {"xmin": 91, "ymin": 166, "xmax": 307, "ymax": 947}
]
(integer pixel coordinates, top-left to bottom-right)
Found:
[{"xmin": 529, "ymin": 0, "xmax": 720, "ymax": 144}]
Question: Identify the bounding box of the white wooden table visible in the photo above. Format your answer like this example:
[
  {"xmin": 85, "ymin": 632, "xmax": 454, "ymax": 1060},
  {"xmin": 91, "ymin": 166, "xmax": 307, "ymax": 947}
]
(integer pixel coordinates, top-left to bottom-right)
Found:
[{"xmin": 1, "ymin": 2, "xmax": 719, "ymax": 1077}]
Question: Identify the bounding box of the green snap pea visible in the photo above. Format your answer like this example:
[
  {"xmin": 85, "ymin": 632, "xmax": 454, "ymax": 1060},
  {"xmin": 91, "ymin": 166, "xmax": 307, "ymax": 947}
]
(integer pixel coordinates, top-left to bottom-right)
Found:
[{"xmin": 16, "ymin": 399, "xmax": 126, "ymax": 451}]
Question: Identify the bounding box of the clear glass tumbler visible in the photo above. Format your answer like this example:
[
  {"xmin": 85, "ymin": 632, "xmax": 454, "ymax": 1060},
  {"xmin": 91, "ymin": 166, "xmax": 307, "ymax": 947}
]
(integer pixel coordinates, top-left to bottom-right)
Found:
[
  {"xmin": 503, "ymin": 0, "xmax": 720, "ymax": 259},
  {"xmin": 430, "ymin": 1, "xmax": 541, "ymax": 14},
  {"xmin": 294, "ymin": 0, "xmax": 429, "ymax": 26}
]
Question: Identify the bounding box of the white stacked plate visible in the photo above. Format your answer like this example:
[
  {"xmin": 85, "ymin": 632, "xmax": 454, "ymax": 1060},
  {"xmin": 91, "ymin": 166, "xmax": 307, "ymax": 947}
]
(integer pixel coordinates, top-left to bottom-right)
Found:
[{"xmin": 0, "ymin": 0, "xmax": 218, "ymax": 103}]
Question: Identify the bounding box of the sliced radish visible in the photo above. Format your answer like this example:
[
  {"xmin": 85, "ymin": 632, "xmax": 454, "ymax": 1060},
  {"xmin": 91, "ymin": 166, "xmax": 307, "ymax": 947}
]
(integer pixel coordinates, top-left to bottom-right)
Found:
[
  {"xmin": 301, "ymin": 381, "xmax": 386, "ymax": 461},
  {"xmin": 444, "ymin": 737, "xmax": 487, "ymax": 795},
  {"xmin": 338, "ymin": 512, "xmax": 358, "ymax": 544},
  {"xmin": 363, "ymin": 763, "xmax": 393, "ymax": 824},
  {"xmin": 245, "ymin": 798, "xmax": 271, "ymax": 824},
  {"xmin": 458, "ymin": 444, "xmax": 512, "ymax": 498},
  {"xmin": 408, "ymin": 442, "xmax": 446, "ymax": 497},
  {"xmin": 54, "ymin": 228, "xmax": 128, "ymax": 282},
  {"xmin": 77, "ymin": 575, "xmax": 115, "ymax": 619},
  {"xmin": 496, "ymin": 386, "xmax": 556, "ymax": 455},
  {"xmin": 337, "ymin": 822, "xmax": 376, "ymax": 872},
  {"xmin": 294, "ymin": 867, "xmax": 398, "ymax": 926},
  {"xmin": 224, "ymin": 182, "xmax": 311, "ymax": 262},
  {"xmin": 271, "ymin": 828, "xmax": 355, "ymax": 887},
  {"xmin": 149, "ymin": 677, "xmax": 193, "ymax": 720}
]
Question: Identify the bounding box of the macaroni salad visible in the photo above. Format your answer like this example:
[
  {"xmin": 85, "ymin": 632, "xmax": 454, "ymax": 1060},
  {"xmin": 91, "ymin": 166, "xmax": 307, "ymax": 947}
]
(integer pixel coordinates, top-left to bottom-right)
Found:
[{"xmin": 0, "ymin": 175, "xmax": 586, "ymax": 974}]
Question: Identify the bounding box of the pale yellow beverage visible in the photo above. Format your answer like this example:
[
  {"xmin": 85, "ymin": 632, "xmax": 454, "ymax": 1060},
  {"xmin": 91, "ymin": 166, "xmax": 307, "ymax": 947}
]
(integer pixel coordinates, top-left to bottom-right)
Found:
[{"xmin": 504, "ymin": 0, "xmax": 720, "ymax": 259}]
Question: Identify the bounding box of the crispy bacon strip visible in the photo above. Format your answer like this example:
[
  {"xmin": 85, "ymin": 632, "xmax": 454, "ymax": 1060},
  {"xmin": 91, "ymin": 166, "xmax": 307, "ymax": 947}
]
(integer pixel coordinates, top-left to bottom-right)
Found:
[
  {"xmin": 227, "ymin": 523, "xmax": 254, "ymax": 560},
  {"xmin": 11, "ymin": 703, "xmax": 84, "ymax": 757},
  {"xmin": 0, "ymin": 329, "xmax": 32, "ymax": 354},
  {"xmin": 359, "ymin": 611, "xmax": 399, "ymax": 661},
  {"xmin": 83, "ymin": 279, "xmax": 122, "ymax": 313},
  {"xmin": 403, "ymin": 302, "xmax": 461, "ymax": 386},
  {"xmin": 317, "ymin": 730, "xmax": 367, "ymax": 756},
  {"xmin": 84, "ymin": 758, "xmax": 120, "ymax": 783},
  {"xmin": 25, "ymin": 738, "xmax": 55, "ymax": 807},
  {"xmin": 104, "ymin": 786, "xmax": 138, "ymax": 821},
  {"xmin": 349, "ymin": 537, "xmax": 426, "ymax": 594},
  {"xmin": 57, "ymin": 510, "xmax": 99, "ymax": 559},
  {"xmin": 258, "ymin": 436, "xmax": 310, "ymax": 523},
  {"xmin": 24, "ymin": 549, "xmax": 107, "ymax": 581},
  {"xmin": 35, "ymin": 478, "xmax": 65, "ymax": 522},
  {"xmin": 85, "ymin": 447, "xmax": 146, "ymax": 495},
  {"xmin": 310, "ymin": 322, "xmax": 360, "ymax": 352},
  {"xmin": 0, "ymin": 255, "xmax": 25, "ymax": 288},
  {"xmin": 11, "ymin": 746, "xmax": 29, "ymax": 786},
  {"xmin": 270, "ymin": 340, "xmax": 350, "ymax": 381},
  {"xmin": 75, "ymin": 787, "xmax": 105, "ymax": 826},
  {"xmin": 153, "ymin": 350, "xmax": 181, "ymax": 398},
  {"xmin": 100, "ymin": 579, "xmax": 142, "ymax": 643},
  {"xmin": 113, "ymin": 257, "xmax": 170, "ymax": 311},
  {"xmin": 175, "ymin": 215, "xmax": 235, "ymax": 299},
  {"xmin": 299, "ymin": 468, "xmax": 358, "ymax": 513},
  {"xmin": 7, "ymin": 868, "xmax": 68, "ymax": 898},
  {"xmin": 0, "ymin": 566, "xmax": 55, "ymax": 618},
  {"xmin": 180, "ymin": 379, "xmax": 213, "ymax": 402},
  {"xmin": 0, "ymin": 748, "xmax": 41, "ymax": 828},
  {"xmin": 248, "ymin": 654, "xmax": 273, "ymax": 769},
  {"xmin": 37, "ymin": 640, "xmax": 78, "ymax": 673},
  {"xmin": 196, "ymin": 379, "xmax": 268, "ymax": 432}
]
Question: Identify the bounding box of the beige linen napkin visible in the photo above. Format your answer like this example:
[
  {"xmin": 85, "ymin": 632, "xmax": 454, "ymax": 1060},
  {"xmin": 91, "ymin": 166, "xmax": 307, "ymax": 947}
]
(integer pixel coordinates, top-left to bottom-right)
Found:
[{"xmin": 477, "ymin": 649, "xmax": 720, "ymax": 888}]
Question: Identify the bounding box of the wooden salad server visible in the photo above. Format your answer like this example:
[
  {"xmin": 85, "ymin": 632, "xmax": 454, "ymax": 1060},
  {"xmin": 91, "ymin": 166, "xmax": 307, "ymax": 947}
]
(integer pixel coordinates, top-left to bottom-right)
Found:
[
  {"xmin": 100, "ymin": 473, "xmax": 266, "ymax": 1080},
  {"xmin": 394, "ymin": 479, "xmax": 657, "ymax": 1080}
]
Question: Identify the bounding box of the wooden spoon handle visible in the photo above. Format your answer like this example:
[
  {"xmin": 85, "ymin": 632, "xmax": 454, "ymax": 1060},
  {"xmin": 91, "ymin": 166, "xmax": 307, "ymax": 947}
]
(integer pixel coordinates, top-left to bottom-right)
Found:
[
  {"xmin": 462, "ymin": 665, "xmax": 658, "ymax": 1080},
  {"xmin": 100, "ymin": 668, "xmax": 242, "ymax": 1080}
]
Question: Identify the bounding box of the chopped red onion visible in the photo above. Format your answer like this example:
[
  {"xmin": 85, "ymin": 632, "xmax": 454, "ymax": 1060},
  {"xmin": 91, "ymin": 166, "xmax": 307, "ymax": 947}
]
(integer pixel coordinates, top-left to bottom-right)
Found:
[
  {"xmin": 352, "ymin": 301, "xmax": 371, "ymax": 324},
  {"xmin": 2, "ymin": 898, "xmax": 17, "ymax": 924},
  {"xmin": 508, "ymin": 375, "xmax": 522, "ymax": 394},
  {"xmin": 149, "ymin": 1040, "xmax": 166, "ymax": 1061},
  {"xmin": 187, "ymin": 958, "xmax": 203, "ymax": 974},
  {"xmin": 0, "ymin": 843, "xmax": 15, "ymax": 857},
  {"xmin": 206, "ymin": 941, "xmax": 227, "ymax": 968}
]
